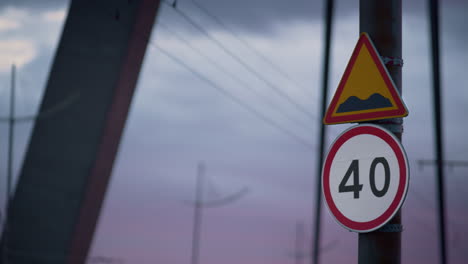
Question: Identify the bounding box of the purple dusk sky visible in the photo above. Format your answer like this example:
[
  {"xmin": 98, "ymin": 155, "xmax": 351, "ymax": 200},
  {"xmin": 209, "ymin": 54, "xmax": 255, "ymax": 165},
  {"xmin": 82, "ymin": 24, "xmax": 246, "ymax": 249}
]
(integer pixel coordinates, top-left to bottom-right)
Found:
[{"xmin": 0, "ymin": 0, "xmax": 467, "ymax": 263}]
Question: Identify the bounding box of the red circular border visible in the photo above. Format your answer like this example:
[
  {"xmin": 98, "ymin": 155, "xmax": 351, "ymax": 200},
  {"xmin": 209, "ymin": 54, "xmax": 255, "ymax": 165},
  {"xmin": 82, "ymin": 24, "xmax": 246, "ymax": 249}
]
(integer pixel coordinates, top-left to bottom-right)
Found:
[{"xmin": 322, "ymin": 125, "xmax": 408, "ymax": 232}]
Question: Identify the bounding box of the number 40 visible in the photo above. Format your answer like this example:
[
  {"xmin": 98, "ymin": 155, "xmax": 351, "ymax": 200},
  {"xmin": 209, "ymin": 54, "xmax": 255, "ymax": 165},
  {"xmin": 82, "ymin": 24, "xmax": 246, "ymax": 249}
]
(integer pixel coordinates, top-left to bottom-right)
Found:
[{"xmin": 338, "ymin": 157, "xmax": 390, "ymax": 199}]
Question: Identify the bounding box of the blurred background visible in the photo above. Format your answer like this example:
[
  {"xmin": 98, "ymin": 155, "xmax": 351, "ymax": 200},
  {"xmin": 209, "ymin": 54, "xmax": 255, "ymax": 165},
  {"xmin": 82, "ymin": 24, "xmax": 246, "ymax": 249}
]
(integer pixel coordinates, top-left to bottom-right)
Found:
[{"xmin": 0, "ymin": 0, "xmax": 467, "ymax": 263}]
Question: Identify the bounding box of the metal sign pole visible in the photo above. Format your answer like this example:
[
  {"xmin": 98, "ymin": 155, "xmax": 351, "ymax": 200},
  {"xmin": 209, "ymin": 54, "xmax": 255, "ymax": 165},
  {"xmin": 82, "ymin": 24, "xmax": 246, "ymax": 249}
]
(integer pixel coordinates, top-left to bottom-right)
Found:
[{"xmin": 358, "ymin": 0, "xmax": 403, "ymax": 263}]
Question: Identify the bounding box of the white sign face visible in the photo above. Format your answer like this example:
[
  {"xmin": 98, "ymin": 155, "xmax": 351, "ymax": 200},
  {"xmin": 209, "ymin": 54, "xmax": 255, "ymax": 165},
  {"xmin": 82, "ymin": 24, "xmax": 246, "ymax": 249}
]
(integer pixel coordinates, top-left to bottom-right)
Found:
[{"xmin": 322, "ymin": 124, "xmax": 409, "ymax": 232}]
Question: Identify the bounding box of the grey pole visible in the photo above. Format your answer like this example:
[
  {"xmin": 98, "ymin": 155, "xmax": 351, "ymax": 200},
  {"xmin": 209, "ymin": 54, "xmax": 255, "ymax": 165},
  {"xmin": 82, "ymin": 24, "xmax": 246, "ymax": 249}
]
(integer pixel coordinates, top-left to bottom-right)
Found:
[
  {"xmin": 187, "ymin": 162, "xmax": 248, "ymax": 264},
  {"xmin": 358, "ymin": 0, "xmax": 403, "ymax": 263},
  {"xmin": 190, "ymin": 162, "xmax": 205, "ymax": 264},
  {"xmin": 312, "ymin": 1, "xmax": 334, "ymax": 264},
  {"xmin": 2, "ymin": 64, "xmax": 15, "ymax": 264},
  {"xmin": 295, "ymin": 221, "xmax": 305, "ymax": 264},
  {"xmin": 428, "ymin": 0, "xmax": 447, "ymax": 263},
  {"xmin": 7, "ymin": 64, "xmax": 15, "ymax": 223},
  {"xmin": 2, "ymin": 2, "xmax": 162, "ymax": 263}
]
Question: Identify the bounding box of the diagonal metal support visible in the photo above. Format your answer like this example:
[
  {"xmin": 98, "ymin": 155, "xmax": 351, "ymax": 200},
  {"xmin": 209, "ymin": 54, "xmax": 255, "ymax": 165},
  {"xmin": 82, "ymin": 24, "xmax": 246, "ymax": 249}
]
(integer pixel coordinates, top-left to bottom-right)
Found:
[{"xmin": 1, "ymin": 1, "xmax": 161, "ymax": 263}]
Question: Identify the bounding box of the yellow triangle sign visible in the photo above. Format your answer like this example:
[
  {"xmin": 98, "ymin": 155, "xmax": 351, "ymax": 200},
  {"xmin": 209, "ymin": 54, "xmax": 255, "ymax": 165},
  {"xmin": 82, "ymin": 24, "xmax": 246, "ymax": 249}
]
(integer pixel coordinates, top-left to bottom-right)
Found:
[{"xmin": 323, "ymin": 33, "xmax": 408, "ymax": 125}]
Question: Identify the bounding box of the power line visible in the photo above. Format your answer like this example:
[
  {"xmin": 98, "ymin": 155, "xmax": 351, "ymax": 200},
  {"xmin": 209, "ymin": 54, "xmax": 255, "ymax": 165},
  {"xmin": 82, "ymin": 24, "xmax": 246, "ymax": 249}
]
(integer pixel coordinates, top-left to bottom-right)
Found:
[
  {"xmin": 93, "ymin": 2, "xmax": 315, "ymax": 151},
  {"xmin": 0, "ymin": 92, "xmax": 80, "ymax": 123},
  {"xmin": 188, "ymin": 162, "xmax": 248, "ymax": 264},
  {"xmin": 163, "ymin": 1, "xmax": 316, "ymax": 121},
  {"xmin": 147, "ymin": 40, "xmax": 315, "ymax": 149},
  {"xmin": 157, "ymin": 21, "xmax": 314, "ymax": 132},
  {"xmin": 189, "ymin": 0, "xmax": 312, "ymax": 98}
]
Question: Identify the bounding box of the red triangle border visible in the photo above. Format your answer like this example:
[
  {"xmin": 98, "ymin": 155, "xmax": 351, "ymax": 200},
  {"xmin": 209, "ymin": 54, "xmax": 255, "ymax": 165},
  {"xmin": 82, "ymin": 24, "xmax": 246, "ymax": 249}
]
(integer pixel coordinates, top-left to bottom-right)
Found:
[{"xmin": 323, "ymin": 33, "xmax": 408, "ymax": 125}]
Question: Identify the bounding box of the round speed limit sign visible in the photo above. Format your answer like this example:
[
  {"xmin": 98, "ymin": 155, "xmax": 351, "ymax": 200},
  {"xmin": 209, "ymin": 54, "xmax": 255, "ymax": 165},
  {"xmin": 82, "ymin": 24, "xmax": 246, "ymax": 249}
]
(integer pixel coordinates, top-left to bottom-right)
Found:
[{"xmin": 322, "ymin": 124, "xmax": 409, "ymax": 232}]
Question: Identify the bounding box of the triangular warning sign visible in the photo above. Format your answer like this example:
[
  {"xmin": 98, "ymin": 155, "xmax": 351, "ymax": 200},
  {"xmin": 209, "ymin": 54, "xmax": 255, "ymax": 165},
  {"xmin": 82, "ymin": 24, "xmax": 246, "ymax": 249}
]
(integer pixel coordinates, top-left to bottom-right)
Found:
[{"xmin": 323, "ymin": 33, "xmax": 408, "ymax": 125}]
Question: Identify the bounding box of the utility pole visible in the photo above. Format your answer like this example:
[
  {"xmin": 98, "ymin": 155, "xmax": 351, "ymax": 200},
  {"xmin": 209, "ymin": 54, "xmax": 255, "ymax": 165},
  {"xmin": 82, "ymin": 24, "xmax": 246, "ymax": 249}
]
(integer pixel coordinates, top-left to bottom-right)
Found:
[
  {"xmin": 190, "ymin": 163, "xmax": 205, "ymax": 264},
  {"xmin": 418, "ymin": 157, "xmax": 467, "ymax": 264},
  {"xmin": 2, "ymin": 64, "xmax": 16, "ymax": 264},
  {"xmin": 428, "ymin": 0, "xmax": 447, "ymax": 263},
  {"xmin": 312, "ymin": 0, "xmax": 334, "ymax": 263},
  {"xmin": 358, "ymin": 1, "xmax": 403, "ymax": 264},
  {"xmin": 2, "ymin": 2, "xmax": 161, "ymax": 263},
  {"xmin": 289, "ymin": 221, "xmax": 339, "ymax": 263},
  {"xmin": 0, "ymin": 65, "xmax": 83, "ymax": 263},
  {"xmin": 6, "ymin": 64, "xmax": 15, "ymax": 230},
  {"xmin": 189, "ymin": 162, "xmax": 248, "ymax": 264},
  {"xmin": 294, "ymin": 221, "xmax": 305, "ymax": 264},
  {"xmin": 0, "ymin": 68, "xmax": 81, "ymax": 264}
]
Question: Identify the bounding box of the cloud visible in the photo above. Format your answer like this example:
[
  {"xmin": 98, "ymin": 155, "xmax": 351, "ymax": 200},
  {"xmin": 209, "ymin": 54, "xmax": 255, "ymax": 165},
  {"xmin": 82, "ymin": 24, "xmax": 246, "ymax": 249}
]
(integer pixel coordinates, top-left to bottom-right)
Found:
[
  {"xmin": 1, "ymin": 0, "xmax": 467, "ymax": 263},
  {"xmin": 0, "ymin": 39, "xmax": 37, "ymax": 72},
  {"xmin": 41, "ymin": 9, "xmax": 66, "ymax": 23},
  {"xmin": 134, "ymin": 21, "xmax": 323, "ymax": 148},
  {"xmin": 0, "ymin": 17, "xmax": 20, "ymax": 32},
  {"xmin": 0, "ymin": 8, "xmax": 34, "ymax": 71},
  {"xmin": 0, "ymin": 6, "xmax": 28, "ymax": 20},
  {"xmin": 0, "ymin": 0, "xmax": 68, "ymax": 11},
  {"xmin": 1, "ymin": 0, "xmax": 467, "ymax": 38},
  {"xmin": 0, "ymin": 6, "xmax": 67, "ymax": 74}
]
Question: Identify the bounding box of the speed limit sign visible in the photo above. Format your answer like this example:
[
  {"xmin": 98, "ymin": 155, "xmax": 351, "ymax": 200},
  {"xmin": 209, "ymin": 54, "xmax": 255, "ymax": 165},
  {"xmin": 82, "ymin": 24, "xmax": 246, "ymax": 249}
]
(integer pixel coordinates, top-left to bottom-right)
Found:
[{"xmin": 322, "ymin": 124, "xmax": 409, "ymax": 232}]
